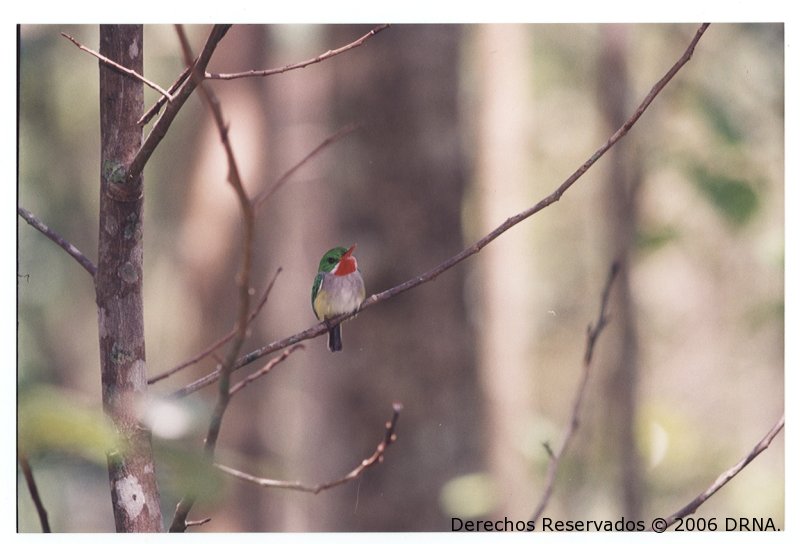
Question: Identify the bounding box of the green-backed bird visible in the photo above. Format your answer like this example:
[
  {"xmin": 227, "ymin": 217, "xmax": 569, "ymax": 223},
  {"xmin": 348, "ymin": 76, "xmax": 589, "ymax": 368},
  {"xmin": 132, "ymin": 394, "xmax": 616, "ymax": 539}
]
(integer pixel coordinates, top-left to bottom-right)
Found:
[{"xmin": 311, "ymin": 244, "xmax": 366, "ymax": 352}]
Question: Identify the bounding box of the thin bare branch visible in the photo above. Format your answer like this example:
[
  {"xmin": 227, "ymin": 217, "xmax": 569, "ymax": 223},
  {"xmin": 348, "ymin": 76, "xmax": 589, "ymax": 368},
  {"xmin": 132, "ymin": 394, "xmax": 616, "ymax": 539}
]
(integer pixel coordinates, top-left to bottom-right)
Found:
[
  {"xmin": 18, "ymin": 206, "xmax": 96, "ymax": 277},
  {"xmin": 207, "ymin": 24, "xmax": 390, "ymax": 81},
  {"xmin": 661, "ymin": 413, "xmax": 784, "ymax": 530},
  {"xmin": 18, "ymin": 453, "xmax": 51, "ymax": 532},
  {"xmin": 253, "ymin": 123, "xmax": 361, "ymax": 210},
  {"xmin": 169, "ymin": 24, "xmax": 255, "ymax": 533},
  {"xmin": 228, "ymin": 345, "xmax": 304, "ymax": 397},
  {"xmin": 148, "ymin": 267, "xmax": 282, "ymax": 385},
  {"xmin": 172, "ymin": 23, "xmax": 711, "ymax": 400},
  {"xmin": 61, "ymin": 32, "xmax": 174, "ymax": 102},
  {"xmin": 530, "ymin": 262, "xmax": 620, "ymax": 523},
  {"xmin": 215, "ymin": 402, "xmax": 402, "ymax": 493}
]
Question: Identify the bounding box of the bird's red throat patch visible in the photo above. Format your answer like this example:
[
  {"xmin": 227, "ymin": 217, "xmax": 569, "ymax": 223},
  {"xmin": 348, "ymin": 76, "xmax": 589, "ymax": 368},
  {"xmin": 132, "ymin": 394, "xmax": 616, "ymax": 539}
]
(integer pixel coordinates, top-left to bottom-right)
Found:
[{"xmin": 333, "ymin": 246, "xmax": 357, "ymax": 276}]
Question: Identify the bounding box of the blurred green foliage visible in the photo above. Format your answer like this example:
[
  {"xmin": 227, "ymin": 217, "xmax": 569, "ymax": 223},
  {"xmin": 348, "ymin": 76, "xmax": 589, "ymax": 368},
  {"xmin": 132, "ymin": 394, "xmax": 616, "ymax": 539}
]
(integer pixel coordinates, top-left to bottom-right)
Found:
[
  {"xmin": 439, "ymin": 472, "xmax": 497, "ymax": 519},
  {"xmin": 690, "ymin": 165, "xmax": 760, "ymax": 228},
  {"xmin": 18, "ymin": 386, "xmax": 116, "ymax": 464},
  {"xmin": 695, "ymin": 90, "xmax": 745, "ymax": 145}
]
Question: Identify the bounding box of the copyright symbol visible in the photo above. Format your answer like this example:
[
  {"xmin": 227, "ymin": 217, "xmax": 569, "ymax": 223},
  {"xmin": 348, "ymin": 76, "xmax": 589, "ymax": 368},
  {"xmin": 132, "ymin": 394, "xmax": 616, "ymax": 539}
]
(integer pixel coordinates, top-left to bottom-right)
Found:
[{"xmin": 651, "ymin": 517, "xmax": 667, "ymax": 533}]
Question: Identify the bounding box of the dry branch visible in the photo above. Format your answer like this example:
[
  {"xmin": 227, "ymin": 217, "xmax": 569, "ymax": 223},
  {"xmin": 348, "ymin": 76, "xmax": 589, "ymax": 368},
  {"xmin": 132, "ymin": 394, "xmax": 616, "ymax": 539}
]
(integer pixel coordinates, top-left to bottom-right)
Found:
[
  {"xmin": 206, "ymin": 24, "xmax": 390, "ymax": 80},
  {"xmin": 18, "ymin": 453, "xmax": 51, "ymax": 533},
  {"xmin": 62, "ymin": 32, "xmax": 174, "ymax": 101},
  {"xmin": 661, "ymin": 413, "xmax": 785, "ymax": 529},
  {"xmin": 17, "ymin": 206, "xmax": 97, "ymax": 277},
  {"xmin": 530, "ymin": 262, "xmax": 619, "ymax": 523},
  {"xmin": 126, "ymin": 25, "xmax": 231, "ymax": 185},
  {"xmin": 228, "ymin": 345, "xmax": 304, "ymax": 397},
  {"xmin": 139, "ymin": 26, "xmax": 386, "ymax": 125},
  {"xmin": 215, "ymin": 402, "xmax": 403, "ymax": 493},
  {"xmin": 138, "ymin": 67, "xmax": 191, "ymax": 125},
  {"xmin": 148, "ymin": 267, "xmax": 282, "ymax": 385},
  {"xmin": 169, "ymin": 24, "xmax": 255, "ymax": 533},
  {"xmin": 253, "ymin": 123, "xmax": 361, "ymax": 210}
]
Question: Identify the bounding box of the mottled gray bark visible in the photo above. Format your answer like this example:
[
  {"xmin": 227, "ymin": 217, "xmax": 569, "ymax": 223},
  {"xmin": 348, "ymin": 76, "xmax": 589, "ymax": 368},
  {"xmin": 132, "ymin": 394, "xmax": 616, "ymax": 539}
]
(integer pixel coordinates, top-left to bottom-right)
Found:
[{"xmin": 97, "ymin": 24, "xmax": 163, "ymax": 532}]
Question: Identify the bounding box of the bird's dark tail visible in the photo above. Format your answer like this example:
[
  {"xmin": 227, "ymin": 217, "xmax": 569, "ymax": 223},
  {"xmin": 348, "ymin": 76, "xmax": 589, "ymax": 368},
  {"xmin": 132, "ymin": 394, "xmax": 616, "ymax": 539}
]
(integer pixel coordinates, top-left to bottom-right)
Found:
[{"xmin": 328, "ymin": 323, "xmax": 343, "ymax": 352}]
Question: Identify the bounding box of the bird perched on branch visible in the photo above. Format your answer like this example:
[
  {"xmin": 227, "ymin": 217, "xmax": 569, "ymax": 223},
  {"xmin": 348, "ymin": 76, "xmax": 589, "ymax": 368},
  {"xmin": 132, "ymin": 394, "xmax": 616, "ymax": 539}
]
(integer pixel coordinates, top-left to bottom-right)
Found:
[{"xmin": 312, "ymin": 244, "xmax": 366, "ymax": 352}]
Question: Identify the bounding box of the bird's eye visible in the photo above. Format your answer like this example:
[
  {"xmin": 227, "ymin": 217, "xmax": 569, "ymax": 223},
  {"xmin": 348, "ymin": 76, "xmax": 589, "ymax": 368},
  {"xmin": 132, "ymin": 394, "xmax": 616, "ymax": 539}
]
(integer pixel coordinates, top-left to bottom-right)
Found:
[{"xmin": 327, "ymin": 257, "xmax": 336, "ymax": 264}]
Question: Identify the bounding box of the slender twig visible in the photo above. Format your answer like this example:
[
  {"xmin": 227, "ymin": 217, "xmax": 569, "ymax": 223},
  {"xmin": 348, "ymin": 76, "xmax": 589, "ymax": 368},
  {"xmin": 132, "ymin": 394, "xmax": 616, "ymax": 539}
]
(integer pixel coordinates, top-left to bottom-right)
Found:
[
  {"xmin": 215, "ymin": 402, "xmax": 402, "ymax": 493},
  {"xmin": 170, "ymin": 24, "xmax": 255, "ymax": 533},
  {"xmin": 530, "ymin": 262, "xmax": 620, "ymax": 523},
  {"xmin": 61, "ymin": 32, "xmax": 174, "ymax": 102},
  {"xmin": 661, "ymin": 413, "xmax": 785, "ymax": 529},
  {"xmin": 127, "ymin": 25, "xmax": 231, "ymax": 185},
  {"xmin": 18, "ymin": 206, "xmax": 97, "ymax": 277},
  {"xmin": 138, "ymin": 67, "xmax": 191, "ymax": 125},
  {"xmin": 18, "ymin": 453, "xmax": 51, "ymax": 533},
  {"xmin": 253, "ymin": 123, "xmax": 361, "ymax": 210},
  {"xmin": 228, "ymin": 345, "xmax": 304, "ymax": 397},
  {"xmin": 173, "ymin": 23, "xmax": 711, "ymax": 400},
  {"xmin": 206, "ymin": 24, "xmax": 390, "ymax": 81},
  {"xmin": 148, "ymin": 267, "xmax": 282, "ymax": 385}
]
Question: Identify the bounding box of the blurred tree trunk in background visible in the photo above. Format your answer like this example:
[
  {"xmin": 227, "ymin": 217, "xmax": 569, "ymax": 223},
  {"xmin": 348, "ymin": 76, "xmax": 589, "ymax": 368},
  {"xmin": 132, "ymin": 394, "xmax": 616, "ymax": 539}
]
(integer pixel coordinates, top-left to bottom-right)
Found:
[
  {"xmin": 319, "ymin": 24, "xmax": 481, "ymax": 530},
  {"xmin": 472, "ymin": 24, "xmax": 538, "ymax": 516},
  {"xmin": 254, "ymin": 25, "xmax": 341, "ymax": 531},
  {"xmin": 96, "ymin": 24, "xmax": 163, "ymax": 532},
  {"xmin": 597, "ymin": 24, "xmax": 645, "ymax": 520}
]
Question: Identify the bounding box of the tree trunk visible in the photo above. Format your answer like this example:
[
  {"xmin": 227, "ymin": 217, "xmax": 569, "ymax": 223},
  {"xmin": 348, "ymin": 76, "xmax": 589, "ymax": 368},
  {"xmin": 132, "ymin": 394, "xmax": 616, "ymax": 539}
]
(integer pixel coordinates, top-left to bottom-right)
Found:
[
  {"xmin": 473, "ymin": 24, "xmax": 538, "ymax": 517},
  {"xmin": 323, "ymin": 24, "xmax": 479, "ymax": 530},
  {"xmin": 598, "ymin": 24, "xmax": 644, "ymax": 520},
  {"xmin": 96, "ymin": 24, "xmax": 163, "ymax": 532}
]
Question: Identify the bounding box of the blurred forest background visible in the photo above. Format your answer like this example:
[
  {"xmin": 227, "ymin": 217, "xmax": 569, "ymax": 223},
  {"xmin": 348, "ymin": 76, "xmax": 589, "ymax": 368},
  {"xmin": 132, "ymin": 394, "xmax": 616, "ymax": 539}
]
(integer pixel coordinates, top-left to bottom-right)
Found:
[{"xmin": 18, "ymin": 23, "xmax": 783, "ymax": 532}]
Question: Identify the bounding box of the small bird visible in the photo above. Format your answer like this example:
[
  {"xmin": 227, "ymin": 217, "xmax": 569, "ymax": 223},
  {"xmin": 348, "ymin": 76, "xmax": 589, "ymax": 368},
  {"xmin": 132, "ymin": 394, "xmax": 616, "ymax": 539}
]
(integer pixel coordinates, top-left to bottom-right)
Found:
[{"xmin": 311, "ymin": 244, "xmax": 366, "ymax": 352}]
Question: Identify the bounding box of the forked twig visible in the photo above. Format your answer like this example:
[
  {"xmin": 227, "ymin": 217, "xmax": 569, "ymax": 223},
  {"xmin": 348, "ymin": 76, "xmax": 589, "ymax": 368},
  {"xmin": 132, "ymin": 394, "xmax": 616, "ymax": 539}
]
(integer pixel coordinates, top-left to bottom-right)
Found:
[
  {"xmin": 127, "ymin": 25, "xmax": 231, "ymax": 185},
  {"xmin": 148, "ymin": 267, "xmax": 282, "ymax": 385},
  {"xmin": 206, "ymin": 24, "xmax": 390, "ymax": 80},
  {"xmin": 228, "ymin": 345, "xmax": 304, "ymax": 397},
  {"xmin": 138, "ymin": 67, "xmax": 191, "ymax": 125},
  {"xmin": 530, "ymin": 262, "xmax": 620, "ymax": 522},
  {"xmin": 216, "ymin": 402, "xmax": 403, "ymax": 493}
]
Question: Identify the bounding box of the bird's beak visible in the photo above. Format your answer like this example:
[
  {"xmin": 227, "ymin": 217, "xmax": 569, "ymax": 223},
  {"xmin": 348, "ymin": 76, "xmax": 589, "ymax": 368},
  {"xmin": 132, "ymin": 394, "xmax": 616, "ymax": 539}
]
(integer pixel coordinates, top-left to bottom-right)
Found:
[{"xmin": 344, "ymin": 244, "xmax": 357, "ymax": 258}]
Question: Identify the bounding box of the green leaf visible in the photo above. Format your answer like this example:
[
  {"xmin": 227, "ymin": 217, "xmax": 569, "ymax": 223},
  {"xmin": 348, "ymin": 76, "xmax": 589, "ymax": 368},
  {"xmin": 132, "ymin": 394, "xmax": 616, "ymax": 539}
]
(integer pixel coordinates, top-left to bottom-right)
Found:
[
  {"xmin": 439, "ymin": 472, "xmax": 497, "ymax": 518},
  {"xmin": 696, "ymin": 91, "xmax": 743, "ymax": 145},
  {"xmin": 636, "ymin": 225, "xmax": 680, "ymax": 252},
  {"xmin": 690, "ymin": 166, "xmax": 759, "ymax": 228}
]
